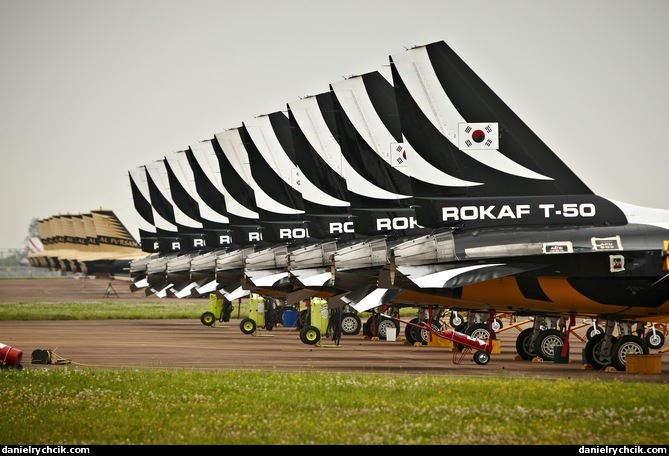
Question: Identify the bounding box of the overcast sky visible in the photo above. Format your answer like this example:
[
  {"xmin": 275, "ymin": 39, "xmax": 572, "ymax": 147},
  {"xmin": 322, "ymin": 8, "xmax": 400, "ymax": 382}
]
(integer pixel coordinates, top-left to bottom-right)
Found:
[{"xmin": 1, "ymin": 0, "xmax": 668, "ymax": 251}]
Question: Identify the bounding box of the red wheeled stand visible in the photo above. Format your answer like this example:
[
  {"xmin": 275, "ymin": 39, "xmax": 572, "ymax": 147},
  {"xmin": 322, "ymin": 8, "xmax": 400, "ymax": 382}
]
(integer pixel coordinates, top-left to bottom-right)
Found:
[{"xmin": 385, "ymin": 312, "xmax": 494, "ymax": 365}]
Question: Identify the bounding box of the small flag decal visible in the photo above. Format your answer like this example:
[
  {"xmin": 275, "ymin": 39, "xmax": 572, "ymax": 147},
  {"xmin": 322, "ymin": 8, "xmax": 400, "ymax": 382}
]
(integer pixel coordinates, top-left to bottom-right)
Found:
[
  {"xmin": 391, "ymin": 143, "xmax": 409, "ymax": 167},
  {"xmin": 458, "ymin": 122, "xmax": 499, "ymax": 150}
]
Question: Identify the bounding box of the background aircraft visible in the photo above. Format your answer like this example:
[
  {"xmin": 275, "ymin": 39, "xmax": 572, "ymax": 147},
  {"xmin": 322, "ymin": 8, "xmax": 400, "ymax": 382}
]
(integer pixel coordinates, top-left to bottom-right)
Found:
[{"xmin": 26, "ymin": 209, "xmax": 146, "ymax": 279}]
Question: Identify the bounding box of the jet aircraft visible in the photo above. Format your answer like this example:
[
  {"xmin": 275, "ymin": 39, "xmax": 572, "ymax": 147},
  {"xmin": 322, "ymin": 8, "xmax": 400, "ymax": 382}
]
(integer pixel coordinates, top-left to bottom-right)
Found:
[
  {"xmin": 26, "ymin": 209, "xmax": 146, "ymax": 279},
  {"xmin": 347, "ymin": 41, "xmax": 669, "ymax": 371}
]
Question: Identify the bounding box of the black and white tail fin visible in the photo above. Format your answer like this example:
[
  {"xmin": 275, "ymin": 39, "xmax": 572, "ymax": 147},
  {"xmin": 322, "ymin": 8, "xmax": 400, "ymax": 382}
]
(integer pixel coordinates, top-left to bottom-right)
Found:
[
  {"xmin": 128, "ymin": 167, "xmax": 160, "ymax": 254},
  {"xmin": 389, "ymin": 41, "xmax": 628, "ymax": 229},
  {"xmin": 330, "ymin": 72, "xmax": 429, "ymax": 238},
  {"xmin": 191, "ymin": 137, "xmax": 262, "ymax": 247},
  {"xmin": 287, "ymin": 93, "xmax": 356, "ymax": 242},
  {"xmin": 164, "ymin": 150, "xmax": 232, "ymax": 250},
  {"xmin": 240, "ymin": 112, "xmax": 309, "ymax": 245},
  {"xmin": 144, "ymin": 159, "xmax": 204, "ymax": 252}
]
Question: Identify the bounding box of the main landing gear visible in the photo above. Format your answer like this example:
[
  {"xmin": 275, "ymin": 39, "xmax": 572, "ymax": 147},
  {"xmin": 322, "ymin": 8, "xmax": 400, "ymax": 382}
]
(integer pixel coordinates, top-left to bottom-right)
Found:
[
  {"xmin": 582, "ymin": 320, "xmax": 649, "ymax": 371},
  {"xmin": 514, "ymin": 316, "xmax": 651, "ymax": 371},
  {"xmin": 515, "ymin": 316, "xmax": 566, "ymax": 362}
]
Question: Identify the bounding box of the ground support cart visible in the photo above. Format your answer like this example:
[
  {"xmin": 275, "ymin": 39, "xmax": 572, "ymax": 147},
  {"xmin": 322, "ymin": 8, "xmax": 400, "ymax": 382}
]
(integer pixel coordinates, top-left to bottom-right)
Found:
[
  {"xmin": 299, "ymin": 297, "xmax": 331, "ymax": 346},
  {"xmin": 386, "ymin": 314, "xmax": 494, "ymax": 365},
  {"xmin": 200, "ymin": 293, "xmax": 234, "ymax": 327}
]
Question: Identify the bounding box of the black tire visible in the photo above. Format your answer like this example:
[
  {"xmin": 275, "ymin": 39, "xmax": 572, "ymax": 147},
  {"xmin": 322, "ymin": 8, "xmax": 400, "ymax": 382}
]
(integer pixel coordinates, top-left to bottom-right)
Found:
[
  {"xmin": 453, "ymin": 321, "xmax": 467, "ymax": 332},
  {"xmin": 584, "ymin": 333, "xmax": 616, "ymax": 370},
  {"xmin": 491, "ymin": 318, "xmax": 504, "ymax": 331},
  {"xmin": 376, "ymin": 316, "xmax": 400, "ymax": 340},
  {"xmin": 200, "ymin": 311, "xmax": 216, "ymax": 327},
  {"xmin": 515, "ymin": 327, "xmax": 536, "ymax": 360},
  {"xmin": 645, "ymin": 330, "xmax": 665, "ymax": 349},
  {"xmin": 239, "ymin": 317, "xmax": 256, "ymax": 335},
  {"xmin": 363, "ymin": 317, "xmax": 375, "ymax": 338},
  {"xmin": 409, "ymin": 324, "xmax": 425, "ymax": 345},
  {"xmin": 473, "ymin": 350, "xmax": 490, "ymax": 365},
  {"xmin": 404, "ymin": 318, "xmax": 420, "ymax": 344},
  {"xmin": 467, "ymin": 322, "xmax": 496, "ymax": 339},
  {"xmin": 299, "ymin": 325, "xmax": 321, "ymax": 345},
  {"xmin": 340, "ymin": 312, "xmax": 362, "ymax": 336},
  {"xmin": 449, "ymin": 312, "xmax": 464, "ymax": 328},
  {"xmin": 611, "ymin": 335, "xmax": 649, "ymax": 372},
  {"xmin": 415, "ymin": 319, "xmax": 445, "ymax": 345},
  {"xmin": 586, "ymin": 325, "xmax": 603, "ymax": 341},
  {"xmin": 533, "ymin": 329, "xmax": 565, "ymax": 362},
  {"xmin": 457, "ymin": 322, "xmax": 495, "ymax": 351}
]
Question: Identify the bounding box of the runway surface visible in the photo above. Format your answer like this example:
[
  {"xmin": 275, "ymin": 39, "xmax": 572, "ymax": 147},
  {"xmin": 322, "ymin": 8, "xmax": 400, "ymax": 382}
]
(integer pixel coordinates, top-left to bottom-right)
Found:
[{"xmin": 1, "ymin": 278, "xmax": 667, "ymax": 381}]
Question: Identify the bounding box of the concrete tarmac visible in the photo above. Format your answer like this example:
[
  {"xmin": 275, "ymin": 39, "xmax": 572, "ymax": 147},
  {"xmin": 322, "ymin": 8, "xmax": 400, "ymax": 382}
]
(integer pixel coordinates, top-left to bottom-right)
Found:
[{"xmin": 1, "ymin": 278, "xmax": 667, "ymax": 381}]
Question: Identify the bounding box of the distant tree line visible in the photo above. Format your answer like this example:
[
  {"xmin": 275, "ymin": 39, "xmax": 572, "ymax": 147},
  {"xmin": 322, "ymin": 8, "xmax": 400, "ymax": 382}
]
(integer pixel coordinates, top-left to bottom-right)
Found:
[{"xmin": 0, "ymin": 218, "xmax": 41, "ymax": 265}]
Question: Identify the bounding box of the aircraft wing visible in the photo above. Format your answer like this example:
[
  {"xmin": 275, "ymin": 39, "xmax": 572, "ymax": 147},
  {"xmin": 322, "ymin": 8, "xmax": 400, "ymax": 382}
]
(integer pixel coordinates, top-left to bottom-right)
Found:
[
  {"xmin": 350, "ymin": 261, "xmax": 547, "ymax": 312},
  {"xmin": 350, "ymin": 287, "xmax": 404, "ymax": 313},
  {"xmin": 395, "ymin": 262, "xmax": 546, "ymax": 289},
  {"xmin": 245, "ymin": 270, "xmax": 290, "ymax": 287},
  {"xmin": 222, "ymin": 285, "xmax": 250, "ymax": 302},
  {"xmin": 289, "ymin": 268, "xmax": 331, "ymax": 287}
]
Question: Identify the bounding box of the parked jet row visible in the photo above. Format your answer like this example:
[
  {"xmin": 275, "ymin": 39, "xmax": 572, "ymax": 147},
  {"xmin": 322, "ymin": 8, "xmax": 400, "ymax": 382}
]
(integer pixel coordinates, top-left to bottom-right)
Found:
[
  {"xmin": 26, "ymin": 209, "xmax": 147, "ymax": 278},
  {"xmin": 126, "ymin": 40, "xmax": 669, "ymax": 372}
]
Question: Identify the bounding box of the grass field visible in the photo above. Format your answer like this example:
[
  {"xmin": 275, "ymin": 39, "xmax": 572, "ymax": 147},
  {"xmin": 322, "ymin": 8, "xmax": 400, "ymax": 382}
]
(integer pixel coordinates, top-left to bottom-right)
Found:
[{"xmin": 3, "ymin": 367, "xmax": 669, "ymax": 445}]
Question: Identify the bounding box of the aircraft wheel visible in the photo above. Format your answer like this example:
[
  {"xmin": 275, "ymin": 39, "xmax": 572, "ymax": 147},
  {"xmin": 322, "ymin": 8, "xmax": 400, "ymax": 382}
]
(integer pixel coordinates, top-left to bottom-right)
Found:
[
  {"xmin": 473, "ymin": 350, "xmax": 491, "ymax": 365},
  {"xmin": 405, "ymin": 318, "xmax": 420, "ymax": 344},
  {"xmin": 466, "ymin": 322, "xmax": 495, "ymax": 340},
  {"xmin": 457, "ymin": 322, "xmax": 495, "ymax": 351},
  {"xmin": 200, "ymin": 311, "xmax": 216, "ymax": 327},
  {"xmin": 299, "ymin": 325, "xmax": 321, "ymax": 345},
  {"xmin": 515, "ymin": 327, "xmax": 536, "ymax": 360},
  {"xmin": 376, "ymin": 316, "xmax": 399, "ymax": 340},
  {"xmin": 340, "ymin": 312, "xmax": 362, "ymax": 336},
  {"xmin": 239, "ymin": 317, "xmax": 256, "ymax": 335},
  {"xmin": 449, "ymin": 311, "xmax": 463, "ymax": 327},
  {"xmin": 645, "ymin": 331, "xmax": 665, "ymax": 349},
  {"xmin": 409, "ymin": 325, "xmax": 426, "ymax": 345},
  {"xmin": 611, "ymin": 335, "xmax": 648, "ymax": 371},
  {"xmin": 586, "ymin": 325, "xmax": 603, "ymax": 341},
  {"xmin": 416, "ymin": 319, "xmax": 445, "ymax": 345},
  {"xmin": 491, "ymin": 318, "xmax": 504, "ymax": 331},
  {"xmin": 533, "ymin": 329, "xmax": 564, "ymax": 362},
  {"xmin": 584, "ymin": 333, "xmax": 616, "ymax": 370}
]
